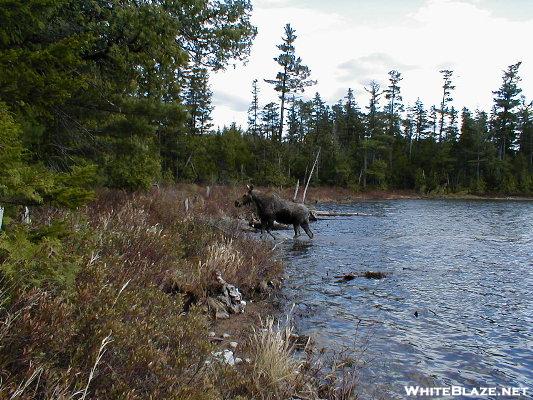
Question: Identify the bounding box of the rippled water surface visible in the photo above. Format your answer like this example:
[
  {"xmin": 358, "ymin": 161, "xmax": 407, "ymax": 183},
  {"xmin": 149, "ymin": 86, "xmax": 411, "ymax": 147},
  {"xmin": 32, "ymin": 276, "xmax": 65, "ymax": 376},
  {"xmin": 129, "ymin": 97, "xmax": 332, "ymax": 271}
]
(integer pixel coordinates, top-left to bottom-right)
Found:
[{"xmin": 280, "ymin": 200, "xmax": 533, "ymax": 398}]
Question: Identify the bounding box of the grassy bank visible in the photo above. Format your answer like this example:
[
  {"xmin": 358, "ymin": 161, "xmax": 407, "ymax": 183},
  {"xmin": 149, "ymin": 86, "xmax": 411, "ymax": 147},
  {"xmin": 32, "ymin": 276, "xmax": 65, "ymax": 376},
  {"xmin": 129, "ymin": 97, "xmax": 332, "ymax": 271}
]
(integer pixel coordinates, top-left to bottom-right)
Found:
[{"xmin": 0, "ymin": 186, "xmax": 358, "ymax": 399}]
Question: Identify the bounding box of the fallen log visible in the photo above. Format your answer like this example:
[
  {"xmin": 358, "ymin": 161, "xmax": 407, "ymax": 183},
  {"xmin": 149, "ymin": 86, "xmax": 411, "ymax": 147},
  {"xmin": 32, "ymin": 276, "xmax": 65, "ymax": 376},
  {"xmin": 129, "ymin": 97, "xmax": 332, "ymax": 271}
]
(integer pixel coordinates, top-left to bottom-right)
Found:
[{"xmin": 313, "ymin": 210, "xmax": 371, "ymax": 217}]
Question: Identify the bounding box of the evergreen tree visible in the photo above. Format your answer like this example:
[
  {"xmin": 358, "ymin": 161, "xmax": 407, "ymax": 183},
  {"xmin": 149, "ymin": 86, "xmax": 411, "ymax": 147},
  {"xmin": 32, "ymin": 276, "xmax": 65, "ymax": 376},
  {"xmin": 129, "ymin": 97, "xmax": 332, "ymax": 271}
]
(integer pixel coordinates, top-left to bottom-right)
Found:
[
  {"xmin": 247, "ymin": 79, "xmax": 260, "ymax": 136},
  {"xmin": 265, "ymin": 24, "xmax": 316, "ymax": 142},
  {"xmin": 446, "ymin": 106, "xmax": 459, "ymax": 142},
  {"xmin": 261, "ymin": 102, "xmax": 280, "ymax": 140},
  {"xmin": 384, "ymin": 70, "xmax": 404, "ymax": 137},
  {"xmin": 438, "ymin": 70, "xmax": 455, "ymax": 142},
  {"xmin": 184, "ymin": 61, "xmax": 213, "ymax": 135},
  {"xmin": 517, "ymin": 97, "xmax": 533, "ymax": 167},
  {"xmin": 365, "ymin": 81, "xmax": 383, "ymax": 139},
  {"xmin": 413, "ymin": 98, "xmax": 428, "ymax": 141},
  {"xmin": 492, "ymin": 62, "xmax": 522, "ymax": 160},
  {"xmin": 342, "ymin": 88, "xmax": 364, "ymax": 148},
  {"xmin": 404, "ymin": 105, "xmax": 415, "ymax": 158},
  {"xmin": 428, "ymin": 105, "xmax": 438, "ymax": 140},
  {"xmin": 286, "ymin": 96, "xmax": 301, "ymax": 144}
]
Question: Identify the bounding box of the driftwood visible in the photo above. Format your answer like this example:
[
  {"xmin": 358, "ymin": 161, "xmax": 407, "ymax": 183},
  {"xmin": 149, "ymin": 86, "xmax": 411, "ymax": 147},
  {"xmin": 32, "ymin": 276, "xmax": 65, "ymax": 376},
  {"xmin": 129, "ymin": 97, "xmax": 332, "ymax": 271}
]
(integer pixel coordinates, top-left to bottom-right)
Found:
[{"xmin": 313, "ymin": 210, "xmax": 371, "ymax": 217}]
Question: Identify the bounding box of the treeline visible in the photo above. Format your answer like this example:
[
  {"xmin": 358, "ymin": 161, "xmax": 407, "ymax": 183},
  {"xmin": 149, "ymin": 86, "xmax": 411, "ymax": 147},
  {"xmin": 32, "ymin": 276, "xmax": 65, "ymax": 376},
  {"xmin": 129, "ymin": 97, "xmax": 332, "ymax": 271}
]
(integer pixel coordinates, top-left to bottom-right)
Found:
[
  {"xmin": 180, "ymin": 24, "xmax": 532, "ymax": 195},
  {"xmin": 231, "ymin": 62, "xmax": 533, "ymax": 194},
  {"xmin": 186, "ymin": 24, "xmax": 530, "ymax": 195}
]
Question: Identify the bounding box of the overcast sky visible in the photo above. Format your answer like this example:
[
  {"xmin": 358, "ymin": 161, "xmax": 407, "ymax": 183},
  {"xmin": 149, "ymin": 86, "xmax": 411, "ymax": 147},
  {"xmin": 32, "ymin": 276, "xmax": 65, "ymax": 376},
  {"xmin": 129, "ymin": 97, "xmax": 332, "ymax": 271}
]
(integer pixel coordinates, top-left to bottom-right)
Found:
[{"xmin": 210, "ymin": 0, "xmax": 533, "ymax": 129}]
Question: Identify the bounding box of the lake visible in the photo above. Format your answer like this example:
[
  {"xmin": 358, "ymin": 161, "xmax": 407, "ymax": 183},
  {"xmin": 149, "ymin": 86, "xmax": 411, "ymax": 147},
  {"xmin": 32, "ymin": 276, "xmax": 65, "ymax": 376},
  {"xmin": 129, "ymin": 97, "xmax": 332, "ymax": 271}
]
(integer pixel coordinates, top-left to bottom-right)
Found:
[{"xmin": 280, "ymin": 199, "xmax": 533, "ymax": 399}]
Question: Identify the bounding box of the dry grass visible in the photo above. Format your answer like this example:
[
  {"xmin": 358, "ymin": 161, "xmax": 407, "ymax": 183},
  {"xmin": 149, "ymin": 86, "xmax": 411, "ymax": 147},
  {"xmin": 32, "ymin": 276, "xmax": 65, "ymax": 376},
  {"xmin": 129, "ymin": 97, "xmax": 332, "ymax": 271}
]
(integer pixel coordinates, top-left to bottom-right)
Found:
[
  {"xmin": 0, "ymin": 185, "xmax": 367, "ymax": 399},
  {"xmin": 250, "ymin": 317, "xmax": 300, "ymax": 399}
]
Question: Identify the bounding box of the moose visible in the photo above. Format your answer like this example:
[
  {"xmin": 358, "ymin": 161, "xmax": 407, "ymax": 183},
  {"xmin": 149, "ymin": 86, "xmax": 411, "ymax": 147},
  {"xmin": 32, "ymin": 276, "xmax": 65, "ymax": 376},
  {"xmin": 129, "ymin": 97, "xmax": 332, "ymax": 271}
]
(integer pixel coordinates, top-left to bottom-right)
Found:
[{"xmin": 235, "ymin": 185, "xmax": 315, "ymax": 239}]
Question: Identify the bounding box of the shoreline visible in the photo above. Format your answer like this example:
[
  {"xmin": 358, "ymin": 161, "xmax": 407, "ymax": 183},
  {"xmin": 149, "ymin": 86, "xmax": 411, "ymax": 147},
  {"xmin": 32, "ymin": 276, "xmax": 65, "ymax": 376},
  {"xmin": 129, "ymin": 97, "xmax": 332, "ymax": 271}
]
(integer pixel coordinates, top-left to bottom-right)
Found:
[{"xmin": 280, "ymin": 186, "xmax": 533, "ymax": 203}]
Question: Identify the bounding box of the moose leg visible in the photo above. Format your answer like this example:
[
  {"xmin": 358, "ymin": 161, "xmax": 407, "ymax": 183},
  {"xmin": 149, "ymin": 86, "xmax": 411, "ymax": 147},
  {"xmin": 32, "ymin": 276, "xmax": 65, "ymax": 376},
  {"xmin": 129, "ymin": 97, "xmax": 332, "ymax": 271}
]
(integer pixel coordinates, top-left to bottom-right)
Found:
[
  {"xmin": 301, "ymin": 222, "xmax": 314, "ymax": 239},
  {"xmin": 293, "ymin": 224, "xmax": 301, "ymax": 238},
  {"xmin": 264, "ymin": 220, "xmax": 276, "ymax": 239}
]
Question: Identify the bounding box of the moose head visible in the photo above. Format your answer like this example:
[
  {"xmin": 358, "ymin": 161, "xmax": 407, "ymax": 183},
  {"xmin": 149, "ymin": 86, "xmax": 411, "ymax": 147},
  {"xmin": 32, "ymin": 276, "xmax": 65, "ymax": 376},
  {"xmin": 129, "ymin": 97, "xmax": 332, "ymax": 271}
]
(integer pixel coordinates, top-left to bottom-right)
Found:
[{"xmin": 234, "ymin": 184, "xmax": 254, "ymax": 208}]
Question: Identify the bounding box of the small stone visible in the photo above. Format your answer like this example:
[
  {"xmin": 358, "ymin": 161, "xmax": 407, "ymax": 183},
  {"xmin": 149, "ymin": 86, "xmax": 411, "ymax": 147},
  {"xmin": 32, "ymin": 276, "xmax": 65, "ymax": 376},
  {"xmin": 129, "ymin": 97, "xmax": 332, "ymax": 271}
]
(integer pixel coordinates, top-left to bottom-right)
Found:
[
  {"xmin": 229, "ymin": 341, "xmax": 238, "ymax": 349},
  {"xmin": 215, "ymin": 310, "xmax": 230, "ymax": 319},
  {"xmin": 208, "ymin": 331, "xmax": 216, "ymax": 337},
  {"xmin": 212, "ymin": 349, "xmax": 235, "ymax": 366},
  {"xmin": 259, "ymin": 280, "xmax": 270, "ymax": 293},
  {"xmin": 234, "ymin": 357, "xmax": 243, "ymax": 365},
  {"xmin": 245, "ymin": 358, "xmax": 252, "ymax": 364},
  {"xmin": 222, "ymin": 333, "xmax": 230, "ymax": 339}
]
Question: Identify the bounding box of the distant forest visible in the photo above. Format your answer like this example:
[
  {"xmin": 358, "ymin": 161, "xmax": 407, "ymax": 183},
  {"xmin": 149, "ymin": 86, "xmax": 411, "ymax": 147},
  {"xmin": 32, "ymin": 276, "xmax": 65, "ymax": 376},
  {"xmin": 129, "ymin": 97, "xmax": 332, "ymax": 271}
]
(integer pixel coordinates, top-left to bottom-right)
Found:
[
  {"xmin": 204, "ymin": 25, "xmax": 532, "ymax": 195},
  {"xmin": 1, "ymin": 1, "xmax": 531, "ymax": 216}
]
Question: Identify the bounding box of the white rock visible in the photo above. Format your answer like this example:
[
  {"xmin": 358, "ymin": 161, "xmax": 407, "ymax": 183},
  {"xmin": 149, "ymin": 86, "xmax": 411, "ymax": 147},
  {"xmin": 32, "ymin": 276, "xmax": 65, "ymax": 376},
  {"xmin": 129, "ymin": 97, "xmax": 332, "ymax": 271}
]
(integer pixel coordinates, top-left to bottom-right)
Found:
[
  {"xmin": 212, "ymin": 349, "xmax": 235, "ymax": 366},
  {"xmin": 234, "ymin": 357, "xmax": 243, "ymax": 365},
  {"xmin": 222, "ymin": 333, "xmax": 230, "ymax": 338},
  {"xmin": 208, "ymin": 331, "xmax": 216, "ymax": 337},
  {"xmin": 245, "ymin": 358, "xmax": 252, "ymax": 364},
  {"xmin": 229, "ymin": 341, "xmax": 238, "ymax": 349}
]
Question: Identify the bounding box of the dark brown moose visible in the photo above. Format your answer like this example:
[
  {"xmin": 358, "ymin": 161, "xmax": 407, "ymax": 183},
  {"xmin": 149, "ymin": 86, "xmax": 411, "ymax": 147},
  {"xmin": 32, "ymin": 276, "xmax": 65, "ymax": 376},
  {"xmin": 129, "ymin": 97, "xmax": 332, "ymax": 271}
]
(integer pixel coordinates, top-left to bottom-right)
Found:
[{"xmin": 235, "ymin": 185, "xmax": 315, "ymax": 239}]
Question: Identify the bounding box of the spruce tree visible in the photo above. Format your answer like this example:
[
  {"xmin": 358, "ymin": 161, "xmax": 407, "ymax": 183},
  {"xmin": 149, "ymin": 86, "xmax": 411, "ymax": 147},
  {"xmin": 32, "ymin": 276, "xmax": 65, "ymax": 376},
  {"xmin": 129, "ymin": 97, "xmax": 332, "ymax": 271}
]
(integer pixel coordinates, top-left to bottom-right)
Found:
[
  {"xmin": 517, "ymin": 97, "xmax": 532, "ymax": 167},
  {"xmin": 261, "ymin": 103, "xmax": 280, "ymax": 140},
  {"xmin": 384, "ymin": 70, "xmax": 404, "ymax": 137},
  {"xmin": 247, "ymin": 79, "xmax": 260, "ymax": 136},
  {"xmin": 413, "ymin": 98, "xmax": 428, "ymax": 141},
  {"xmin": 438, "ymin": 70, "xmax": 455, "ymax": 142},
  {"xmin": 492, "ymin": 62, "xmax": 522, "ymax": 160},
  {"xmin": 265, "ymin": 24, "xmax": 316, "ymax": 142},
  {"xmin": 184, "ymin": 61, "xmax": 213, "ymax": 135}
]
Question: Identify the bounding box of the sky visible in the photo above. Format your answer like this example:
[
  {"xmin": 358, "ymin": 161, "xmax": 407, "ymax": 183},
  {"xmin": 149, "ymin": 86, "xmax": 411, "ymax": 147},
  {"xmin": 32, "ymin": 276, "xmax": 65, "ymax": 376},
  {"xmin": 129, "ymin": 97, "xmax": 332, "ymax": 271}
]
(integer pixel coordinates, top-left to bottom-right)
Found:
[{"xmin": 210, "ymin": 0, "xmax": 533, "ymax": 129}]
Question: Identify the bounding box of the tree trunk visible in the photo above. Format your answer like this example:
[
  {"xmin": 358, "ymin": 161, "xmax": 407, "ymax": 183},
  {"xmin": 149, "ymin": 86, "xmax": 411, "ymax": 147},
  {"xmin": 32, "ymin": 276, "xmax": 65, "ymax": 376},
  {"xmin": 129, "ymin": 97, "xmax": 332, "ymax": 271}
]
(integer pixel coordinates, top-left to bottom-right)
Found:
[
  {"xmin": 293, "ymin": 179, "xmax": 300, "ymax": 201},
  {"xmin": 302, "ymin": 148, "xmax": 320, "ymax": 203}
]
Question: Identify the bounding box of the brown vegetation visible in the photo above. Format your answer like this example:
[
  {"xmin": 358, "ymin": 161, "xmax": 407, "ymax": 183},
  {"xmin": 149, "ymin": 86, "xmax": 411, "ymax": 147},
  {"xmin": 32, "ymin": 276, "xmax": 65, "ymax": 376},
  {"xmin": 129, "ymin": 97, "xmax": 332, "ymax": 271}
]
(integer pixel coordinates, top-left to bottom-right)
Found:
[{"xmin": 0, "ymin": 185, "xmax": 362, "ymax": 399}]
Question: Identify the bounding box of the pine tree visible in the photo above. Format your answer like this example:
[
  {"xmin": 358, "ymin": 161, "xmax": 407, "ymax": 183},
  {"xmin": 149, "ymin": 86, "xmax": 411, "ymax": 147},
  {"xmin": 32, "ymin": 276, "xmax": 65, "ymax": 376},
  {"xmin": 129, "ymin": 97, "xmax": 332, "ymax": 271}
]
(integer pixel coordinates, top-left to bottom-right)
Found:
[
  {"xmin": 413, "ymin": 98, "xmax": 428, "ymax": 141},
  {"xmin": 183, "ymin": 61, "xmax": 213, "ymax": 135},
  {"xmin": 384, "ymin": 70, "xmax": 404, "ymax": 137},
  {"xmin": 428, "ymin": 105, "xmax": 438, "ymax": 140},
  {"xmin": 286, "ymin": 96, "xmax": 300, "ymax": 144},
  {"xmin": 446, "ymin": 106, "xmax": 459, "ymax": 141},
  {"xmin": 265, "ymin": 24, "xmax": 316, "ymax": 142},
  {"xmin": 342, "ymin": 88, "xmax": 364, "ymax": 147},
  {"xmin": 438, "ymin": 70, "xmax": 455, "ymax": 142},
  {"xmin": 517, "ymin": 97, "xmax": 533, "ymax": 167},
  {"xmin": 365, "ymin": 81, "xmax": 383, "ymax": 139},
  {"xmin": 492, "ymin": 62, "xmax": 522, "ymax": 160},
  {"xmin": 247, "ymin": 79, "xmax": 260, "ymax": 136},
  {"xmin": 404, "ymin": 105, "xmax": 415, "ymax": 158},
  {"xmin": 261, "ymin": 102, "xmax": 280, "ymax": 140}
]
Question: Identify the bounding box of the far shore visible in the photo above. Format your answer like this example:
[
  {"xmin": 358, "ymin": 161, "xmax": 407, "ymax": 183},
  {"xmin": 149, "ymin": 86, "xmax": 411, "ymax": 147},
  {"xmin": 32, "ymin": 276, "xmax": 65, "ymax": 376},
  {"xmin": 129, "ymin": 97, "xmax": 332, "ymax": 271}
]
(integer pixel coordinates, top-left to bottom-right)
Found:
[{"xmin": 250, "ymin": 185, "xmax": 533, "ymax": 204}]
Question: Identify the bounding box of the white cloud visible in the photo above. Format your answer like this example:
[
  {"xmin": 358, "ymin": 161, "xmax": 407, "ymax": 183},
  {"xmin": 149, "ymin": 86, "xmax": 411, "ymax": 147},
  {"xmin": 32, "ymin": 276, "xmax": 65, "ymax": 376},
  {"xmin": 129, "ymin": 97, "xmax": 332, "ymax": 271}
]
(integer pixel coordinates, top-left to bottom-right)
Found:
[{"xmin": 210, "ymin": 0, "xmax": 533, "ymax": 129}]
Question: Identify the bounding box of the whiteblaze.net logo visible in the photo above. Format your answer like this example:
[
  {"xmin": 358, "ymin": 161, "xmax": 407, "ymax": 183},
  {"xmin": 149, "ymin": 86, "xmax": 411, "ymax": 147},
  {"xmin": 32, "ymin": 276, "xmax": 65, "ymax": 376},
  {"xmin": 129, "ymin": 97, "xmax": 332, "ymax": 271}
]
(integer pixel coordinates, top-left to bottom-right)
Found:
[{"xmin": 404, "ymin": 386, "xmax": 529, "ymax": 397}]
